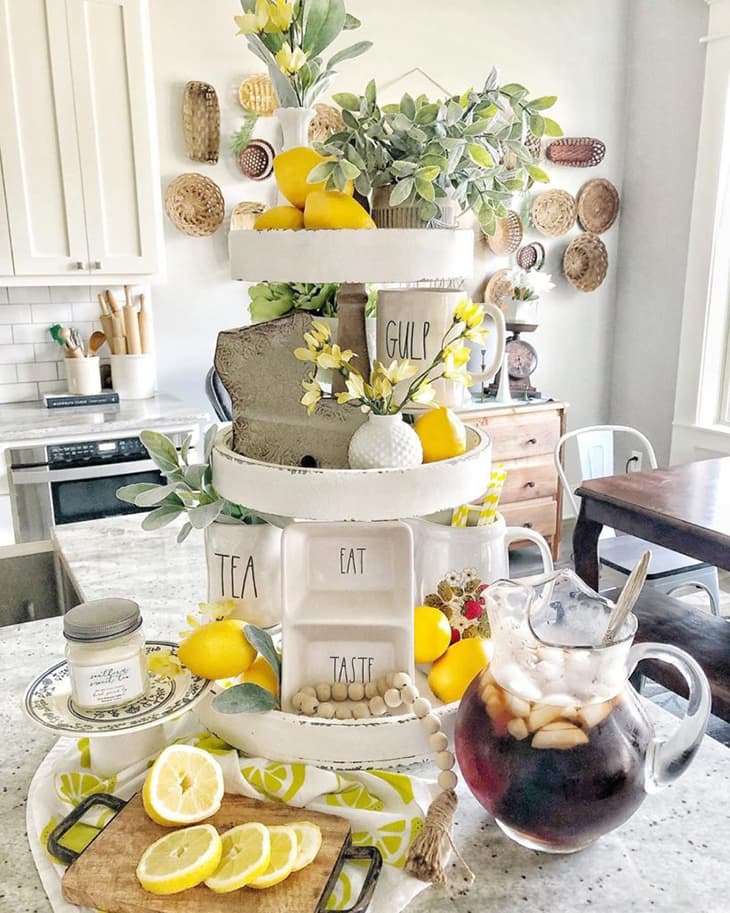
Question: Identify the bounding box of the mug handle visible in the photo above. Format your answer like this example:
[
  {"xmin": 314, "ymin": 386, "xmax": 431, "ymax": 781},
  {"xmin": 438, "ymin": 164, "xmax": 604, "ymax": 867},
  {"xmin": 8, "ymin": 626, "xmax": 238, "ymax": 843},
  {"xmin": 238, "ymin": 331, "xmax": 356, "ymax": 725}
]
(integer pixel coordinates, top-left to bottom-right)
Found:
[
  {"xmin": 468, "ymin": 302, "xmax": 507, "ymax": 384},
  {"xmin": 628, "ymin": 642, "xmax": 711, "ymax": 792},
  {"xmin": 504, "ymin": 526, "xmax": 554, "ymax": 575}
]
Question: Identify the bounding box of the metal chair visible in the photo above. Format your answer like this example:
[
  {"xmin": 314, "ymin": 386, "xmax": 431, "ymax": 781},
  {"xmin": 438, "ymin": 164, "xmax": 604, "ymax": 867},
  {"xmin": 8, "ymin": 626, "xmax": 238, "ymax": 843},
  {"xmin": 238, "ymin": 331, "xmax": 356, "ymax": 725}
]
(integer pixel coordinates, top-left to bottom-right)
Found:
[
  {"xmin": 555, "ymin": 425, "xmax": 721, "ymax": 616},
  {"xmin": 205, "ymin": 367, "xmax": 232, "ymax": 422}
]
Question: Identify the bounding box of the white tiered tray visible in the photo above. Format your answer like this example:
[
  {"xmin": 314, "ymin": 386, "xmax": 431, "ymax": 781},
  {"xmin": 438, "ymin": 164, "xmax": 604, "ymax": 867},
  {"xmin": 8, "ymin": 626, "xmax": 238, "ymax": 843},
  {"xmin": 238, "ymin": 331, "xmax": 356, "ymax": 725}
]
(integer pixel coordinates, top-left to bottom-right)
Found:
[
  {"xmin": 212, "ymin": 425, "xmax": 492, "ymax": 522},
  {"xmin": 197, "ymin": 669, "xmax": 455, "ymax": 770},
  {"xmin": 229, "ymin": 228, "xmax": 474, "ymax": 283}
]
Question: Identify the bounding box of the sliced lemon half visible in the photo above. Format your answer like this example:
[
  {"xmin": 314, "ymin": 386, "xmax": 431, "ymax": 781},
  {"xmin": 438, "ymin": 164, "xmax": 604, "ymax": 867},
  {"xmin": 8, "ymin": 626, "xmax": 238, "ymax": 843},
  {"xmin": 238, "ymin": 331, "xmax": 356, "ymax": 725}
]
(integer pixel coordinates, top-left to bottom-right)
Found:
[
  {"xmin": 290, "ymin": 821, "xmax": 323, "ymax": 871},
  {"xmin": 136, "ymin": 824, "xmax": 222, "ymax": 895},
  {"xmin": 248, "ymin": 825, "xmax": 299, "ymax": 889},
  {"xmin": 143, "ymin": 744, "xmax": 224, "ymax": 825},
  {"xmin": 204, "ymin": 822, "xmax": 271, "ymax": 893}
]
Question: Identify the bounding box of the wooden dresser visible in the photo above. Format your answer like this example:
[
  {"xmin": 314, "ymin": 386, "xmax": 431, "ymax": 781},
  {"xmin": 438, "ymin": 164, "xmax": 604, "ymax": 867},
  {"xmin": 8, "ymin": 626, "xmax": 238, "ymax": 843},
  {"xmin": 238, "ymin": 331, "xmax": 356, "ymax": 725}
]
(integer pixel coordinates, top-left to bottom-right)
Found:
[{"xmin": 460, "ymin": 401, "xmax": 567, "ymax": 560}]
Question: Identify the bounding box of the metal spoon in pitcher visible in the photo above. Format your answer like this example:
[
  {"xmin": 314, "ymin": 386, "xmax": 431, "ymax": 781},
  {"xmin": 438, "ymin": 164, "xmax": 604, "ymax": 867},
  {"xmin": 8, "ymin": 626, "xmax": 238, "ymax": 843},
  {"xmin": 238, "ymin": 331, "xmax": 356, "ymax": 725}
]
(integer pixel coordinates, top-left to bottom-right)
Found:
[{"xmin": 601, "ymin": 550, "xmax": 651, "ymax": 646}]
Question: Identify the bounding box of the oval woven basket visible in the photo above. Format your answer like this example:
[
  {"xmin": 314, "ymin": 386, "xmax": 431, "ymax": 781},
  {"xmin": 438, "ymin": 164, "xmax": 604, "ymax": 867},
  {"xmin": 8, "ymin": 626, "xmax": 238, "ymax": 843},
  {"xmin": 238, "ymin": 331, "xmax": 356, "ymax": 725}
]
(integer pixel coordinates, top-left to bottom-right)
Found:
[
  {"xmin": 182, "ymin": 81, "xmax": 220, "ymax": 165},
  {"xmin": 576, "ymin": 178, "xmax": 620, "ymax": 233},
  {"xmin": 563, "ymin": 233, "xmax": 608, "ymax": 292},
  {"xmin": 239, "ymin": 74, "xmax": 278, "ymax": 115},
  {"xmin": 531, "ymin": 189, "xmax": 576, "ymax": 237},
  {"xmin": 165, "ymin": 173, "xmax": 225, "ymax": 237},
  {"xmin": 486, "ymin": 211, "xmax": 523, "ymax": 255},
  {"xmin": 546, "ymin": 137, "xmax": 606, "ymax": 168}
]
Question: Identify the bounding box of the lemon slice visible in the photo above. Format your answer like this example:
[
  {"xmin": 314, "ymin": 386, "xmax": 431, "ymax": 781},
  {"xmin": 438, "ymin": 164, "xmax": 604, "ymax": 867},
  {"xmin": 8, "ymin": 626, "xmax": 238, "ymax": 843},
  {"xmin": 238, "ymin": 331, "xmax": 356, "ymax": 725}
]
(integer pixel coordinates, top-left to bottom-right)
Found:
[
  {"xmin": 290, "ymin": 821, "xmax": 323, "ymax": 871},
  {"xmin": 143, "ymin": 745, "xmax": 224, "ymax": 825},
  {"xmin": 248, "ymin": 825, "xmax": 299, "ymax": 889},
  {"xmin": 204, "ymin": 822, "xmax": 271, "ymax": 893},
  {"xmin": 136, "ymin": 824, "xmax": 222, "ymax": 895}
]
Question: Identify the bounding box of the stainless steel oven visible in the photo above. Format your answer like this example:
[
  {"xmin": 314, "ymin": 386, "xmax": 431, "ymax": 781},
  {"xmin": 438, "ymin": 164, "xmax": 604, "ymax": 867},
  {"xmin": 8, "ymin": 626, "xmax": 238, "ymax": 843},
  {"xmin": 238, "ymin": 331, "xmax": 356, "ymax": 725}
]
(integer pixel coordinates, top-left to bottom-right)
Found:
[{"xmin": 7, "ymin": 432, "xmax": 190, "ymax": 543}]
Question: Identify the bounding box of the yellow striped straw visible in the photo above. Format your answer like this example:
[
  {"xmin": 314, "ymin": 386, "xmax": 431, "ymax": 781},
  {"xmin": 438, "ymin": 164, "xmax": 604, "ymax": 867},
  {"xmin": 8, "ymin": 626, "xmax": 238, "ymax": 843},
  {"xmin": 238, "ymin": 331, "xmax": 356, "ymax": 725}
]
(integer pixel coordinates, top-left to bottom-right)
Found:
[
  {"xmin": 477, "ymin": 464, "xmax": 507, "ymax": 526},
  {"xmin": 451, "ymin": 503, "xmax": 470, "ymax": 527}
]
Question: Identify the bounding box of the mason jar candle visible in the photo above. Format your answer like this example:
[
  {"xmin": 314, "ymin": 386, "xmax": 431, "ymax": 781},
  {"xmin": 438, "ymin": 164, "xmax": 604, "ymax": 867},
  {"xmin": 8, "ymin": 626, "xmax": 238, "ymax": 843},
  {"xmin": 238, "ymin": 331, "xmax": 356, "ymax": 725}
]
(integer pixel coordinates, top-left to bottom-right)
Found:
[{"xmin": 64, "ymin": 598, "xmax": 147, "ymax": 710}]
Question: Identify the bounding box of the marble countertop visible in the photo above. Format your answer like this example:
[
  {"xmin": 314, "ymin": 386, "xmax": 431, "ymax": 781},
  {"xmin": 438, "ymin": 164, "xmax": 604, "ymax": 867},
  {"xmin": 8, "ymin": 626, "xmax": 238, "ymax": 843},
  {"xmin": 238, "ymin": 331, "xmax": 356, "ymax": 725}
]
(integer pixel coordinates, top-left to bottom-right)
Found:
[
  {"xmin": 0, "ymin": 394, "xmax": 209, "ymax": 446},
  {"xmin": 53, "ymin": 514, "xmax": 207, "ymax": 614},
  {"xmin": 3, "ymin": 610, "xmax": 729, "ymax": 913}
]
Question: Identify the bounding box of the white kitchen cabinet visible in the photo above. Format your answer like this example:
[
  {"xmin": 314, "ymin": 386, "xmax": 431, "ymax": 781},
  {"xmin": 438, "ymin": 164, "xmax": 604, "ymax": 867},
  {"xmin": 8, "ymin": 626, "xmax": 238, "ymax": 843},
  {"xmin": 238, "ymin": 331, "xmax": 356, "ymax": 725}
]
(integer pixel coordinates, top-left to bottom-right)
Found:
[
  {"xmin": 0, "ymin": 161, "xmax": 13, "ymax": 277},
  {"xmin": 0, "ymin": 0, "xmax": 163, "ymax": 283}
]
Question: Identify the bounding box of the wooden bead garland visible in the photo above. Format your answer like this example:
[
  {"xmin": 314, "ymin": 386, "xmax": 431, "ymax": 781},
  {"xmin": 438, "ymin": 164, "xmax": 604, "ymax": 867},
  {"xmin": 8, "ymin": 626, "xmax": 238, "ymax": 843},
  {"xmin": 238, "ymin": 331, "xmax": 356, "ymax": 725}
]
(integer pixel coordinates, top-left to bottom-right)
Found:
[{"xmin": 291, "ymin": 670, "xmax": 473, "ymax": 885}]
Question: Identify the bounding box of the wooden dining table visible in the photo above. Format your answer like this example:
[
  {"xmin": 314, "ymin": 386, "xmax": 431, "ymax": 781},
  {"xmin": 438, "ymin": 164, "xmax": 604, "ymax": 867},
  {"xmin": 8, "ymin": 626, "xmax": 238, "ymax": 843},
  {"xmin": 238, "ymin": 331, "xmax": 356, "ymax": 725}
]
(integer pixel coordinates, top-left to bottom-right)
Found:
[{"xmin": 573, "ymin": 456, "xmax": 730, "ymax": 589}]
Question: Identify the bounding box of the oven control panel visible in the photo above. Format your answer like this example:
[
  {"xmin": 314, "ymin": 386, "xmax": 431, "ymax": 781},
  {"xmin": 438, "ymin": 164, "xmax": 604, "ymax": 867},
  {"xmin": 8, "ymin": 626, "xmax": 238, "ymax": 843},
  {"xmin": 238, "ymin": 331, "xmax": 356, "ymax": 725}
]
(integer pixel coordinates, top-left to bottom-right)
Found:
[{"xmin": 47, "ymin": 437, "xmax": 149, "ymax": 468}]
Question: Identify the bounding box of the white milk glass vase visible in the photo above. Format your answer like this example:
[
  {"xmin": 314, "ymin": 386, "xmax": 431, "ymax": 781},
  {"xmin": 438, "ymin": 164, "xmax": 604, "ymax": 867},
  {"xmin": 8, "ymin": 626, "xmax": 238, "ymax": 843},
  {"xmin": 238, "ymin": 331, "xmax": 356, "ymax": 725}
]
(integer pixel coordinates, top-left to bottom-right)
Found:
[
  {"xmin": 348, "ymin": 413, "xmax": 423, "ymax": 470},
  {"xmin": 274, "ymin": 107, "xmax": 315, "ymax": 151}
]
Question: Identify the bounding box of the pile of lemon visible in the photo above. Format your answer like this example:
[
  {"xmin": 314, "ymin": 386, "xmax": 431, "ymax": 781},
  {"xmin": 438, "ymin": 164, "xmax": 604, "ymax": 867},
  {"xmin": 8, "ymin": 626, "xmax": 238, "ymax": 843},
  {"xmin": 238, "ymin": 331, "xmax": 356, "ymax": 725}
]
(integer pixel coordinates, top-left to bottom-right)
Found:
[
  {"xmin": 254, "ymin": 146, "xmax": 375, "ymax": 230},
  {"xmin": 136, "ymin": 744, "xmax": 321, "ymax": 895}
]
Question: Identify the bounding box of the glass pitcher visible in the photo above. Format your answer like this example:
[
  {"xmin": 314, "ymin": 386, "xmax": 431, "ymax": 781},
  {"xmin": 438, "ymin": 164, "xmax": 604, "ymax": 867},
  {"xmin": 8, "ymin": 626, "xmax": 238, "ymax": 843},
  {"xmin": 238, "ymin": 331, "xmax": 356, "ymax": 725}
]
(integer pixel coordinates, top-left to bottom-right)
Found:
[{"xmin": 454, "ymin": 569, "xmax": 711, "ymax": 853}]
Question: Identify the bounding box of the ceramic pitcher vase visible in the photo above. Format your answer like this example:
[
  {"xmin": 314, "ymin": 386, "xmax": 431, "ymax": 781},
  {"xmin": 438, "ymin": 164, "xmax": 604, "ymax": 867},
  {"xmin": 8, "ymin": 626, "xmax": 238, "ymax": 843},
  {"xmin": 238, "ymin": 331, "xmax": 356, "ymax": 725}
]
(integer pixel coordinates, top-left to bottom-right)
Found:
[{"xmin": 455, "ymin": 569, "xmax": 711, "ymax": 853}]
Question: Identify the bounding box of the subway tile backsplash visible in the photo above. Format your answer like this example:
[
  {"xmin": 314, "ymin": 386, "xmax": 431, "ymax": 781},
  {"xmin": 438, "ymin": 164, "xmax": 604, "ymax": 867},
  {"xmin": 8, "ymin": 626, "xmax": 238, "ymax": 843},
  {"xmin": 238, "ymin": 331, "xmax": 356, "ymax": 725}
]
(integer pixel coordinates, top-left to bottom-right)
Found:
[{"xmin": 0, "ymin": 286, "xmax": 103, "ymax": 403}]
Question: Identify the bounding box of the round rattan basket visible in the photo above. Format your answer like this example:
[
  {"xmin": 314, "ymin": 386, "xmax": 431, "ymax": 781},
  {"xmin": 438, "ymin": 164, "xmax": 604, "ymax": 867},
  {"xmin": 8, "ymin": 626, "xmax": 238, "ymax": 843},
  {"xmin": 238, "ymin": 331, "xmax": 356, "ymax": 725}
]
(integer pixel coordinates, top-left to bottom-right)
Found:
[
  {"xmin": 576, "ymin": 178, "xmax": 620, "ymax": 233},
  {"xmin": 531, "ymin": 189, "xmax": 576, "ymax": 237},
  {"xmin": 486, "ymin": 211, "xmax": 523, "ymax": 255},
  {"xmin": 484, "ymin": 268, "xmax": 514, "ymax": 308},
  {"xmin": 563, "ymin": 233, "xmax": 608, "ymax": 292},
  {"xmin": 165, "ymin": 173, "xmax": 225, "ymax": 237},
  {"xmin": 516, "ymin": 242, "xmax": 546, "ymax": 271},
  {"xmin": 238, "ymin": 74, "xmax": 278, "ymax": 115},
  {"xmin": 309, "ymin": 103, "xmax": 345, "ymax": 143}
]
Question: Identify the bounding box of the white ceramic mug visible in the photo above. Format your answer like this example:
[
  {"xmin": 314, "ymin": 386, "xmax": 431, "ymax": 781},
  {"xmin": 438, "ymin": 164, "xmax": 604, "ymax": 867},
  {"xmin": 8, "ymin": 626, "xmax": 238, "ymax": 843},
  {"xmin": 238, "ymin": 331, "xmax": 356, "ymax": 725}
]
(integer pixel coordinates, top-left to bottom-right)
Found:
[
  {"xmin": 110, "ymin": 353, "xmax": 156, "ymax": 399},
  {"xmin": 376, "ymin": 288, "xmax": 506, "ymax": 407},
  {"xmin": 64, "ymin": 356, "xmax": 101, "ymax": 395},
  {"xmin": 408, "ymin": 513, "xmax": 553, "ymax": 602}
]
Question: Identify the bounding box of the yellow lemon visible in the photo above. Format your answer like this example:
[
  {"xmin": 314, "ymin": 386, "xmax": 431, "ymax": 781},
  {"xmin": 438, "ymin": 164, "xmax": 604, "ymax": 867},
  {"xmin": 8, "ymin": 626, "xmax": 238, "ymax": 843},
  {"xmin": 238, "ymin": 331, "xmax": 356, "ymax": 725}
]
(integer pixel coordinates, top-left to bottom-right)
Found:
[
  {"xmin": 290, "ymin": 821, "xmax": 322, "ymax": 871},
  {"xmin": 249, "ymin": 825, "xmax": 299, "ymax": 889},
  {"xmin": 414, "ymin": 605, "xmax": 452, "ymax": 665},
  {"xmin": 253, "ymin": 205, "xmax": 305, "ymax": 230},
  {"xmin": 273, "ymin": 146, "xmax": 353, "ymax": 209},
  {"xmin": 241, "ymin": 654, "xmax": 279, "ymax": 697},
  {"xmin": 143, "ymin": 744, "xmax": 225, "ymax": 826},
  {"xmin": 204, "ymin": 822, "xmax": 271, "ymax": 893},
  {"xmin": 413, "ymin": 407, "xmax": 467, "ymax": 463},
  {"xmin": 178, "ymin": 619, "xmax": 256, "ymax": 681},
  {"xmin": 136, "ymin": 824, "xmax": 222, "ymax": 895},
  {"xmin": 303, "ymin": 191, "xmax": 375, "ymax": 230},
  {"xmin": 428, "ymin": 637, "xmax": 491, "ymax": 704}
]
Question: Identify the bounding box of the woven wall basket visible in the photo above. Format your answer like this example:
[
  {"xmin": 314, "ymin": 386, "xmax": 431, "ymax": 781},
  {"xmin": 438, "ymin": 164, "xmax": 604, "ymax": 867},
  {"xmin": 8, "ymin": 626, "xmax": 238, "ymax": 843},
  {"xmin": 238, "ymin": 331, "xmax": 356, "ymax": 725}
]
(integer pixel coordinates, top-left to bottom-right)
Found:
[
  {"xmin": 182, "ymin": 81, "xmax": 220, "ymax": 165},
  {"xmin": 309, "ymin": 103, "xmax": 345, "ymax": 144},
  {"xmin": 546, "ymin": 137, "xmax": 606, "ymax": 168},
  {"xmin": 239, "ymin": 74, "xmax": 278, "ymax": 115},
  {"xmin": 531, "ymin": 189, "xmax": 576, "ymax": 237},
  {"xmin": 563, "ymin": 233, "xmax": 608, "ymax": 292},
  {"xmin": 485, "ymin": 268, "xmax": 514, "ymax": 308},
  {"xmin": 231, "ymin": 201, "xmax": 266, "ymax": 230},
  {"xmin": 576, "ymin": 178, "xmax": 620, "ymax": 233},
  {"xmin": 516, "ymin": 241, "xmax": 546, "ymax": 271},
  {"xmin": 165, "ymin": 173, "xmax": 225, "ymax": 237},
  {"xmin": 486, "ymin": 211, "xmax": 523, "ymax": 255}
]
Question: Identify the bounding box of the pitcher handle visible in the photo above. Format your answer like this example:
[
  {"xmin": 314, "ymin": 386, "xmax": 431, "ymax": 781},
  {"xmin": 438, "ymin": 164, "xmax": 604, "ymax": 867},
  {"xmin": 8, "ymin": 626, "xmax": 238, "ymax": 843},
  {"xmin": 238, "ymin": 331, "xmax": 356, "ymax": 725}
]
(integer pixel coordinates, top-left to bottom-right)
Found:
[
  {"xmin": 628, "ymin": 642, "xmax": 711, "ymax": 792},
  {"xmin": 504, "ymin": 526, "xmax": 553, "ymax": 575},
  {"xmin": 469, "ymin": 303, "xmax": 506, "ymax": 384}
]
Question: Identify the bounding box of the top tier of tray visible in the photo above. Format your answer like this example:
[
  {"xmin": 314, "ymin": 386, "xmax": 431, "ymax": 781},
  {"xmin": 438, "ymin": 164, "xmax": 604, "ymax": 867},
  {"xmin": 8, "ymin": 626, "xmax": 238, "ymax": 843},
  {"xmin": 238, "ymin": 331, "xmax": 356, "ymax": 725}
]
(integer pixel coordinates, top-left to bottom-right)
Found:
[{"xmin": 229, "ymin": 227, "xmax": 474, "ymax": 284}]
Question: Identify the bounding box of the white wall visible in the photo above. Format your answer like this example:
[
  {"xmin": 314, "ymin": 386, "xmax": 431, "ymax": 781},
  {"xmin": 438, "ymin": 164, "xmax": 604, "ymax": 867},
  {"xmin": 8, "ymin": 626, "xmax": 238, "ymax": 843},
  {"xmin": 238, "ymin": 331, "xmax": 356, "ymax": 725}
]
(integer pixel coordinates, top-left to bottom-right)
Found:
[
  {"xmin": 610, "ymin": 0, "xmax": 708, "ymax": 463},
  {"xmin": 149, "ymin": 0, "xmax": 630, "ymax": 430}
]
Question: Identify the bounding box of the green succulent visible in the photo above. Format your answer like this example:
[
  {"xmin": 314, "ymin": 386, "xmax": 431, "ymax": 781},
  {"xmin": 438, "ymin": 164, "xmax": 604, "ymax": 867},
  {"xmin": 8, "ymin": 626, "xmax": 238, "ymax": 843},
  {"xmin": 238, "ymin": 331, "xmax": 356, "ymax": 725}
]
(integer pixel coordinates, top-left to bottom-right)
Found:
[{"xmin": 308, "ymin": 70, "xmax": 562, "ymax": 234}]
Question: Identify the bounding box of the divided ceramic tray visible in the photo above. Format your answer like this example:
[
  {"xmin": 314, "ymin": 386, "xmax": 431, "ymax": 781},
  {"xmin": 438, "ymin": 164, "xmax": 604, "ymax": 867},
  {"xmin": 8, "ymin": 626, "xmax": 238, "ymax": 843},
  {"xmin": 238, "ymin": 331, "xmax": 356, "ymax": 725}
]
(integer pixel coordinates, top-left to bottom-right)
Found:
[
  {"xmin": 229, "ymin": 228, "xmax": 474, "ymax": 283},
  {"xmin": 211, "ymin": 426, "xmax": 492, "ymax": 522}
]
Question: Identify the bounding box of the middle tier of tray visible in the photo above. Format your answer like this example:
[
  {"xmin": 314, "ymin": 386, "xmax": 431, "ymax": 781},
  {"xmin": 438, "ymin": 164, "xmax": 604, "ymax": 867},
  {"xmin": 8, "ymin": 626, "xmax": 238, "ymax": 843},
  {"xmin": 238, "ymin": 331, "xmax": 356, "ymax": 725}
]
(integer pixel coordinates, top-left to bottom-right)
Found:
[
  {"xmin": 212, "ymin": 426, "xmax": 491, "ymax": 521},
  {"xmin": 229, "ymin": 227, "xmax": 474, "ymax": 283}
]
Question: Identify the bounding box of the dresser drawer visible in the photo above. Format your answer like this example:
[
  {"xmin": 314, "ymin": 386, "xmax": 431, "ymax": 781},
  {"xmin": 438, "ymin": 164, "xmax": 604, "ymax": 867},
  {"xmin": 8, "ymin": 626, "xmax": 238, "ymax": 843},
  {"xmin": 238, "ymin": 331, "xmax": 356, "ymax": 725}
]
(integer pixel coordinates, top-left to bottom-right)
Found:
[
  {"xmin": 500, "ymin": 458, "xmax": 558, "ymax": 503},
  {"xmin": 500, "ymin": 499, "xmax": 557, "ymax": 539},
  {"xmin": 474, "ymin": 412, "xmax": 561, "ymax": 460}
]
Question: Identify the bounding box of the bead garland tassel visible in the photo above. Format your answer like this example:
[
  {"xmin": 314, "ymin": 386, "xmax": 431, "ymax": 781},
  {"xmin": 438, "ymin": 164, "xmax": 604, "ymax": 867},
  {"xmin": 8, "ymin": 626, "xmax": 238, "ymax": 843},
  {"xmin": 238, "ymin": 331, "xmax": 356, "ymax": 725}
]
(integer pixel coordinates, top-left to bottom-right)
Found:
[{"xmin": 291, "ymin": 671, "xmax": 475, "ymax": 884}]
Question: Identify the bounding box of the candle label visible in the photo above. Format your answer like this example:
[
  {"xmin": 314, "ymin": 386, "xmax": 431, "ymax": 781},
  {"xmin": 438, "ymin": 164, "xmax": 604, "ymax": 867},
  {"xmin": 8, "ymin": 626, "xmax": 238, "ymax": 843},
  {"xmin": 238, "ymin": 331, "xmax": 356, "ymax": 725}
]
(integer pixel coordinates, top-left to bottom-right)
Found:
[{"xmin": 70, "ymin": 657, "xmax": 146, "ymax": 708}]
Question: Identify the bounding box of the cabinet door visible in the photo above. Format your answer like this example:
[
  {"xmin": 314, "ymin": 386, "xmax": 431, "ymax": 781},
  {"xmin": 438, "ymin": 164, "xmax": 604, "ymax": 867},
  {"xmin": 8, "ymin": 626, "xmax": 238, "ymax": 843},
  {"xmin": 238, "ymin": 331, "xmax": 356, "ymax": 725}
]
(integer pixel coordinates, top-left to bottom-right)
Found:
[
  {"xmin": 0, "ymin": 0, "xmax": 89, "ymax": 276},
  {"xmin": 0, "ymin": 159, "xmax": 14, "ymax": 277},
  {"xmin": 66, "ymin": 0, "xmax": 162, "ymax": 275}
]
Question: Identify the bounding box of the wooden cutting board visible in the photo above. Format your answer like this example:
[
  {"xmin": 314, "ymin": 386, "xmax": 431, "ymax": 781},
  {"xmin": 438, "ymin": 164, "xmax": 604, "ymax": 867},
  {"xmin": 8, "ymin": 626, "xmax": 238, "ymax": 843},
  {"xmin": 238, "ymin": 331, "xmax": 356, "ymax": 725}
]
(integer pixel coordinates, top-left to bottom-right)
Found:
[{"xmin": 61, "ymin": 793, "xmax": 352, "ymax": 913}]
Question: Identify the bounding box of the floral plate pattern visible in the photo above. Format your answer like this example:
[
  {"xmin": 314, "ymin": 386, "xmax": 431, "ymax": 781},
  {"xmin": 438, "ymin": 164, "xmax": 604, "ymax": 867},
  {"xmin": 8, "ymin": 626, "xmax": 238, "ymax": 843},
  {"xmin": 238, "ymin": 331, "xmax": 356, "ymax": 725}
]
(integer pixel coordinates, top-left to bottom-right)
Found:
[{"xmin": 23, "ymin": 642, "xmax": 210, "ymax": 737}]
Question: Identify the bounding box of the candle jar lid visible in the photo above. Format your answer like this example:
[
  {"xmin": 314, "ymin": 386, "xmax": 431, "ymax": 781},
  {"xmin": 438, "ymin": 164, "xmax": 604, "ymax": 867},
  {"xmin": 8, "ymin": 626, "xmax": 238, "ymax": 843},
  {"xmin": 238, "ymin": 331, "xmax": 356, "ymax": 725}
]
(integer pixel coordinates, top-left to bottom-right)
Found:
[{"xmin": 63, "ymin": 598, "xmax": 143, "ymax": 643}]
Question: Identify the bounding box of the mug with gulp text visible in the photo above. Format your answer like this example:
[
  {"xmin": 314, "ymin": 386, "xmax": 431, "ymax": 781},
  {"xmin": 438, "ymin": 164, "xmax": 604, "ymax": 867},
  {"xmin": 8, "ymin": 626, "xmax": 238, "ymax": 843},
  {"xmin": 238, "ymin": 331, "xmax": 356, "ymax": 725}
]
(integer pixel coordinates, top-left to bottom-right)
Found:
[{"xmin": 376, "ymin": 288, "xmax": 506, "ymax": 407}]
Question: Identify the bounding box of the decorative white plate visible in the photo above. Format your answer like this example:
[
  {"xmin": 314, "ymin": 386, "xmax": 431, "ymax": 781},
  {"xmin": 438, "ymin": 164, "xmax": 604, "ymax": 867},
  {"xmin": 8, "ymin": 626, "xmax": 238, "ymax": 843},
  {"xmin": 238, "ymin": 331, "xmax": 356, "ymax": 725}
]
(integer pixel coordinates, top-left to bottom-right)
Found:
[
  {"xmin": 23, "ymin": 642, "xmax": 210, "ymax": 737},
  {"xmin": 280, "ymin": 521, "xmax": 415, "ymax": 709},
  {"xmin": 212, "ymin": 426, "xmax": 492, "ymax": 522},
  {"xmin": 229, "ymin": 228, "xmax": 474, "ymax": 283},
  {"xmin": 197, "ymin": 668, "xmax": 457, "ymax": 770}
]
